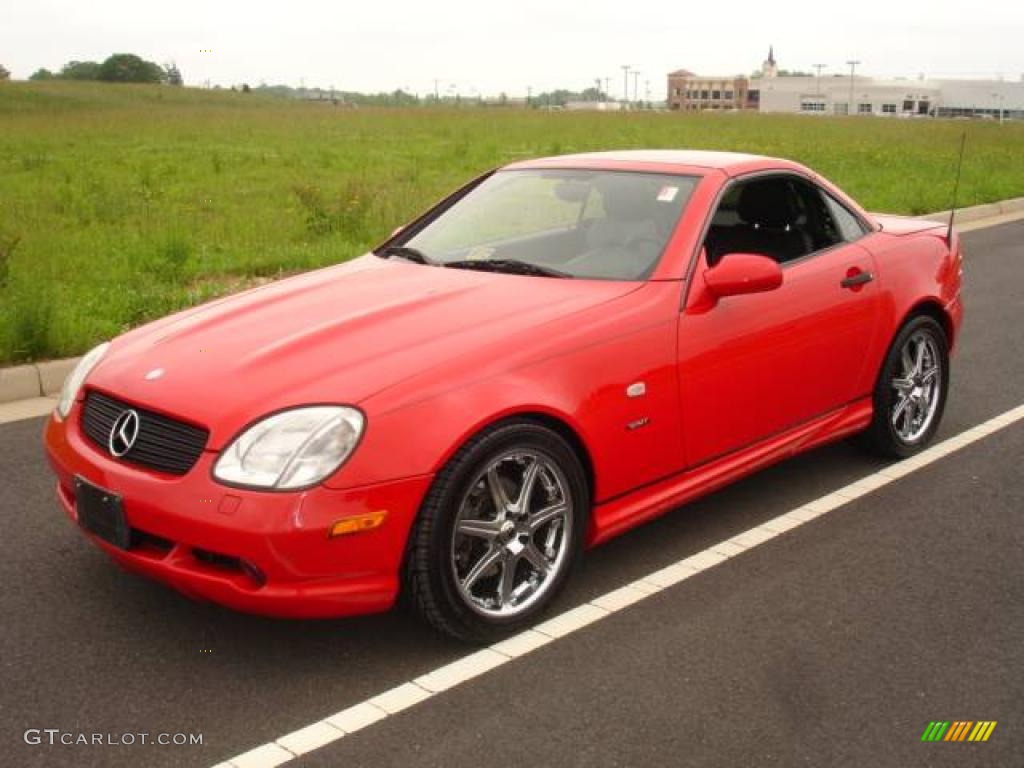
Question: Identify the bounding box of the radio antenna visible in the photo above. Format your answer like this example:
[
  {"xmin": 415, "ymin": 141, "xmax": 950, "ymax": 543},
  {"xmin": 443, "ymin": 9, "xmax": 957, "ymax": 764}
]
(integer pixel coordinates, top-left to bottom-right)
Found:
[{"xmin": 947, "ymin": 132, "xmax": 967, "ymax": 244}]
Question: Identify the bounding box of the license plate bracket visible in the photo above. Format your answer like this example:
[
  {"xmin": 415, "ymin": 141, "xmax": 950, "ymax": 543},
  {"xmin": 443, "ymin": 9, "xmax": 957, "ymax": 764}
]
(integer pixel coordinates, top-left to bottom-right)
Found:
[{"xmin": 75, "ymin": 476, "xmax": 131, "ymax": 550}]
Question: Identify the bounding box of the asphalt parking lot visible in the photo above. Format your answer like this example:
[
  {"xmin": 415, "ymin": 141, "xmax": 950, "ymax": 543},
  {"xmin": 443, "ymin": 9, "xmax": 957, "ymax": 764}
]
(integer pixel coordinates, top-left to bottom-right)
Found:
[{"xmin": 2, "ymin": 220, "xmax": 1022, "ymax": 768}]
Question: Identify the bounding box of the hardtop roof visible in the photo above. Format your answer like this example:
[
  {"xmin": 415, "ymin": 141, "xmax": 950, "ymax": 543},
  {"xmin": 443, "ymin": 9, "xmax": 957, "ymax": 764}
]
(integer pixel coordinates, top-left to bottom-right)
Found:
[{"xmin": 505, "ymin": 149, "xmax": 799, "ymax": 175}]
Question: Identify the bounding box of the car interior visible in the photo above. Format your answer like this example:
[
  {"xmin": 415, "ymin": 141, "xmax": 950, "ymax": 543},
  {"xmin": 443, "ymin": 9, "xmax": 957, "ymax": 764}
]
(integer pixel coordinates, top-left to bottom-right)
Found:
[
  {"xmin": 403, "ymin": 171, "xmax": 865, "ymax": 281},
  {"xmin": 456, "ymin": 173, "xmax": 693, "ymax": 280},
  {"xmin": 562, "ymin": 174, "xmax": 682, "ymax": 278},
  {"xmin": 703, "ymin": 175, "xmax": 864, "ymax": 267}
]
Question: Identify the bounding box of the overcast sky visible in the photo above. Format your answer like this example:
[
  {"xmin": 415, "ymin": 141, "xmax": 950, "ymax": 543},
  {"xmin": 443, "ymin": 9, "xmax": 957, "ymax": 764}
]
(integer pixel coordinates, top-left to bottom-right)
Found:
[{"xmin": 3, "ymin": 0, "xmax": 1022, "ymax": 96}]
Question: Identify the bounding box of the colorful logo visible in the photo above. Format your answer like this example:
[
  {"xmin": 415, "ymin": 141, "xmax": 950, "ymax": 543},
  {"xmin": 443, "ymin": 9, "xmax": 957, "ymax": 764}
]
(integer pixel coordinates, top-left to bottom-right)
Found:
[{"xmin": 921, "ymin": 721, "xmax": 997, "ymax": 742}]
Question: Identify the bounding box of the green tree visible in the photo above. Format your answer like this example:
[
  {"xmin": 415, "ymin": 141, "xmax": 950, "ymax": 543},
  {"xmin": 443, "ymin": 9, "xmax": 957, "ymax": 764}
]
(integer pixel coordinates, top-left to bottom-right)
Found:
[
  {"xmin": 29, "ymin": 68, "xmax": 55, "ymax": 80},
  {"xmin": 59, "ymin": 60, "xmax": 101, "ymax": 80},
  {"xmin": 97, "ymin": 54, "xmax": 165, "ymax": 83},
  {"xmin": 0, "ymin": 65, "xmax": 11, "ymax": 81}
]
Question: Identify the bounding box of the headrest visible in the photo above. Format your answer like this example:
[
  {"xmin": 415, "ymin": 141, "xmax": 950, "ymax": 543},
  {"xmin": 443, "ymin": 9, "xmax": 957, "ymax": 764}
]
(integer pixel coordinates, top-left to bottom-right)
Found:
[
  {"xmin": 737, "ymin": 181, "xmax": 797, "ymax": 228},
  {"xmin": 596, "ymin": 175, "xmax": 659, "ymax": 222}
]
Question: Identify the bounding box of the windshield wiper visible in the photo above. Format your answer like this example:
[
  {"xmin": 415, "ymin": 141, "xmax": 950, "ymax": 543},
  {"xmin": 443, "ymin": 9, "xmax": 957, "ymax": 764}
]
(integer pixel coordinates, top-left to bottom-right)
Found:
[
  {"xmin": 377, "ymin": 245, "xmax": 436, "ymax": 265},
  {"xmin": 443, "ymin": 259, "xmax": 571, "ymax": 279}
]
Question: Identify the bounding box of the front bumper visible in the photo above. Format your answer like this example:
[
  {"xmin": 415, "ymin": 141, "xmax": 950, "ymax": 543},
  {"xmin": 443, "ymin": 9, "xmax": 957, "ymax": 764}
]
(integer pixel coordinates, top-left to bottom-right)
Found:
[{"xmin": 44, "ymin": 405, "xmax": 433, "ymax": 619}]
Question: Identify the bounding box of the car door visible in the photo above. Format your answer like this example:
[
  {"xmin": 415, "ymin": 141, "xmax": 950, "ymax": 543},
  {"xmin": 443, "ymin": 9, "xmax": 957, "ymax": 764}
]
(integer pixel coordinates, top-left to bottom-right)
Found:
[{"xmin": 677, "ymin": 173, "xmax": 882, "ymax": 467}]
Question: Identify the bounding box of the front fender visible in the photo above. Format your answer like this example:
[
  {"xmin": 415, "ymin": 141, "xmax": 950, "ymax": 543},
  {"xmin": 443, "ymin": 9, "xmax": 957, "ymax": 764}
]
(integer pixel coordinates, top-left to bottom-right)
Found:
[{"xmin": 326, "ymin": 283, "xmax": 686, "ymax": 502}]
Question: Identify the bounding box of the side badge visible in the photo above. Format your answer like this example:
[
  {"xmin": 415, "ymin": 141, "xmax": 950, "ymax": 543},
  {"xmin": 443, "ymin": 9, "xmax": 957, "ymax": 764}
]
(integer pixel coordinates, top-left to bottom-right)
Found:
[{"xmin": 626, "ymin": 381, "xmax": 646, "ymax": 398}]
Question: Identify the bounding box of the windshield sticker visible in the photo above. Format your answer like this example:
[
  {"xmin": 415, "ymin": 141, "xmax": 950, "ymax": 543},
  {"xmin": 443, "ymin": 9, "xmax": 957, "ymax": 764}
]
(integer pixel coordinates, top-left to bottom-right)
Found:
[{"xmin": 657, "ymin": 186, "xmax": 679, "ymax": 203}]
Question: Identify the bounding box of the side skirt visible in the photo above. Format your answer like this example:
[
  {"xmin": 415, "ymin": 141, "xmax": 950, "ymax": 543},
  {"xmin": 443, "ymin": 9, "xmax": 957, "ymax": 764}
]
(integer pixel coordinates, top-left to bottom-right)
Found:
[{"xmin": 588, "ymin": 398, "xmax": 873, "ymax": 546}]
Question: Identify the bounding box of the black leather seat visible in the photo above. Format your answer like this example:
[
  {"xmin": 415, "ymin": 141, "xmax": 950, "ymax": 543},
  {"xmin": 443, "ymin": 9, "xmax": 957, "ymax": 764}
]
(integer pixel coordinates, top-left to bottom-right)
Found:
[{"xmin": 705, "ymin": 180, "xmax": 812, "ymax": 265}]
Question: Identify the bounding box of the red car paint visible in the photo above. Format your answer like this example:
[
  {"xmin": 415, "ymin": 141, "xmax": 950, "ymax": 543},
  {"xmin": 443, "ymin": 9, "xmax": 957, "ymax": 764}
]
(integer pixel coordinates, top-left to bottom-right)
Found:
[{"xmin": 43, "ymin": 151, "xmax": 963, "ymax": 618}]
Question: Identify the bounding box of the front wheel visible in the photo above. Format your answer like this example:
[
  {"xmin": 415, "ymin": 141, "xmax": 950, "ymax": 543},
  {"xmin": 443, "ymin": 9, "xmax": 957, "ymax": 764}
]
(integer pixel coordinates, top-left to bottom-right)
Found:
[
  {"xmin": 857, "ymin": 314, "xmax": 949, "ymax": 459},
  {"xmin": 404, "ymin": 421, "xmax": 589, "ymax": 642}
]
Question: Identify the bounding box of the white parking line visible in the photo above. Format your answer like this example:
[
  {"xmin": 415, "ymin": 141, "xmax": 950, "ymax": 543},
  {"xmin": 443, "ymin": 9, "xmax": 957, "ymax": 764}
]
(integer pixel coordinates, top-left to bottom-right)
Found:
[{"xmin": 215, "ymin": 403, "xmax": 1024, "ymax": 768}]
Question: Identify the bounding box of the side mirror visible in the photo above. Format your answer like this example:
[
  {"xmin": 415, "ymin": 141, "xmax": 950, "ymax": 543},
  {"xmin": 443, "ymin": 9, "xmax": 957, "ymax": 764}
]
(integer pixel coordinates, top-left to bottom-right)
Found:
[{"xmin": 704, "ymin": 253, "xmax": 783, "ymax": 298}]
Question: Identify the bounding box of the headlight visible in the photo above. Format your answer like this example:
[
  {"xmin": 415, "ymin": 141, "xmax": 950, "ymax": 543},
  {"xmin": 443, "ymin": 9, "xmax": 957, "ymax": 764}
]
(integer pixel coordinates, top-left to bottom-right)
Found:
[
  {"xmin": 56, "ymin": 342, "xmax": 110, "ymax": 419},
  {"xmin": 213, "ymin": 406, "xmax": 364, "ymax": 490}
]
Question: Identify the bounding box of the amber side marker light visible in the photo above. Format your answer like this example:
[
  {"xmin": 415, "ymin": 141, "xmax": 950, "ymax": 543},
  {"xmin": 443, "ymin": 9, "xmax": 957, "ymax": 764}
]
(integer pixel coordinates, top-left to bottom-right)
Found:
[{"xmin": 329, "ymin": 511, "xmax": 388, "ymax": 538}]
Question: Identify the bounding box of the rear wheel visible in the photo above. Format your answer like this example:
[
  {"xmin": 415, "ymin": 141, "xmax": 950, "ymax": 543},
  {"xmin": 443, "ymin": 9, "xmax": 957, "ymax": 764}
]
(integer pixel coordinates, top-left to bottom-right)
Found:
[
  {"xmin": 405, "ymin": 421, "xmax": 588, "ymax": 641},
  {"xmin": 857, "ymin": 314, "xmax": 949, "ymax": 458}
]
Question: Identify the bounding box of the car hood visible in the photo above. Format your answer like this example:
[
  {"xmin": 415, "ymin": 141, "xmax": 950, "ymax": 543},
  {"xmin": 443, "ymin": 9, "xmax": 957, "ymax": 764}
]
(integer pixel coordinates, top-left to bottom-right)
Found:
[{"xmin": 87, "ymin": 255, "xmax": 639, "ymax": 447}]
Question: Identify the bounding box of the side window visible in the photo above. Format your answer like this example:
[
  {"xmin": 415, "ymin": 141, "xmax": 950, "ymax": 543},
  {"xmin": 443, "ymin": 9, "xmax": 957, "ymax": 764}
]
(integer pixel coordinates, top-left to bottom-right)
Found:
[
  {"xmin": 822, "ymin": 192, "xmax": 868, "ymax": 242},
  {"xmin": 703, "ymin": 176, "xmax": 815, "ymax": 266},
  {"xmin": 788, "ymin": 178, "xmax": 844, "ymax": 252}
]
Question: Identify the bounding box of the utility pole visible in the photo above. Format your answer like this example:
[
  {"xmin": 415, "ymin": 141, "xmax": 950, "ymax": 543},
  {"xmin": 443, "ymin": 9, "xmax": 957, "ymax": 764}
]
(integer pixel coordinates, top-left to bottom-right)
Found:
[
  {"xmin": 632, "ymin": 71, "xmax": 641, "ymax": 107},
  {"xmin": 813, "ymin": 63, "xmax": 826, "ymax": 96},
  {"xmin": 527, "ymin": 85, "xmax": 532, "ymax": 107},
  {"xmin": 846, "ymin": 60, "xmax": 860, "ymax": 114},
  {"xmin": 595, "ymin": 78, "xmax": 601, "ymax": 100},
  {"xmin": 603, "ymin": 78, "xmax": 611, "ymax": 102},
  {"xmin": 621, "ymin": 65, "xmax": 630, "ymax": 105}
]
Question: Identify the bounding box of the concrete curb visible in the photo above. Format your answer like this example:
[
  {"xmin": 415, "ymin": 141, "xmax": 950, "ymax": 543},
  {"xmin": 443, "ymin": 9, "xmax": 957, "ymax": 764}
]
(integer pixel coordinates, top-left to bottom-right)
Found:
[
  {"xmin": 0, "ymin": 357, "xmax": 80, "ymax": 405},
  {"xmin": 0, "ymin": 365, "xmax": 45, "ymax": 403},
  {"xmin": 917, "ymin": 196, "xmax": 1024, "ymax": 224},
  {"xmin": 36, "ymin": 358, "xmax": 81, "ymax": 398},
  {"xmin": 1, "ymin": 195, "xmax": 1022, "ymax": 408}
]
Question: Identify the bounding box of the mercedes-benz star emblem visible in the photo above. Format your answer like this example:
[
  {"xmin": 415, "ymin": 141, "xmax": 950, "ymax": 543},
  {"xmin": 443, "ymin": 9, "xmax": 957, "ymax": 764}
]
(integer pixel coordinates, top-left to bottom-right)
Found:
[{"xmin": 109, "ymin": 410, "xmax": 141, "ymax": 458}]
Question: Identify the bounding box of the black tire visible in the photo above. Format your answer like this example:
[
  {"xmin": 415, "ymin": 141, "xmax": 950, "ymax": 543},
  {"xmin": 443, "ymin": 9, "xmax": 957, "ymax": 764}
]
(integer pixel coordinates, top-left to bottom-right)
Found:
[
  {"xmin": 404, "ymin": 420, "xmax": 589, "ymax": 642},
  {"xmin": 856, "ymin": 314, "xmax": 949, "ymax": 459}
]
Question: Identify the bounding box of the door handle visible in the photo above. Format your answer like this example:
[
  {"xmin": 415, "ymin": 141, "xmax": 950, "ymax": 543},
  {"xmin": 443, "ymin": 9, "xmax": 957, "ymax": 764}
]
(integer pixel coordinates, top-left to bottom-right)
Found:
[{"xmin": 840, "ymin": 270, "xmax": 874, "ymax": 289}]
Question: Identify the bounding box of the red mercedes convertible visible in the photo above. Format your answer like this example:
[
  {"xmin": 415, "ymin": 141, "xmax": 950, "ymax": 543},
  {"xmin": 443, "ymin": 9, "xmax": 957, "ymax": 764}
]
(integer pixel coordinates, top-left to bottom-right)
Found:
[{"xmin": 44, "ymin": 150, "xmax": 963, "ymax": 639}]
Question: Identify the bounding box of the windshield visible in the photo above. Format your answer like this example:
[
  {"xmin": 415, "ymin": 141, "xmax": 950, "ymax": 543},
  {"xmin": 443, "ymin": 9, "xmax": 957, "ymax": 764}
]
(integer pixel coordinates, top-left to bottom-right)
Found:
[{"xmin": 391, "ymin": 169, "xmax": 699, "ymax": 280}]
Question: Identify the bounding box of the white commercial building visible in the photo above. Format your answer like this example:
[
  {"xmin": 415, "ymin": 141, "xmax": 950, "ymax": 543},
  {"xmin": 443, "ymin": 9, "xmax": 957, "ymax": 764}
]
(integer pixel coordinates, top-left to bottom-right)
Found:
[
  {"xmin": 565, "ymin": 100, "xmax": 626, "ymax": 111},
  {"xmin": 758, "ymin": 74, "xmax": 1024, "ymax": 120}
]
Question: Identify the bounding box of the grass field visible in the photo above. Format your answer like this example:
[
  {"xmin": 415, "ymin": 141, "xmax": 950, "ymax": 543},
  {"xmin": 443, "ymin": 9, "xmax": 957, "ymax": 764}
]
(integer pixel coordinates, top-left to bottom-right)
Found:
[{"xmin": 2, "ymin": 80, "xmax": 1023, "ymax": 364}]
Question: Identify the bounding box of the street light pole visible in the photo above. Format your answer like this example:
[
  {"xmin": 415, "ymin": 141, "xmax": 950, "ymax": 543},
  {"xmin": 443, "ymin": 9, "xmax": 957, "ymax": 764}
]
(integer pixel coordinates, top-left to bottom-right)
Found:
[
  {"xmin": 632, "ymin": 70, "xmax": 641, "ymax": 107},
  {"xmin": 993, "ymin": 92, "xmax": 1005, "ymax": 124},
  {"xmin": 846, "ymin": 60, "xmax": 860, "ymax": 115},
  {"xmin": 813, "ymin": 63, "xmax": 826, "ymax": 97},
  {"xmin": 621, "ymin": 65, "xmax": 630, "ymax": 106}
]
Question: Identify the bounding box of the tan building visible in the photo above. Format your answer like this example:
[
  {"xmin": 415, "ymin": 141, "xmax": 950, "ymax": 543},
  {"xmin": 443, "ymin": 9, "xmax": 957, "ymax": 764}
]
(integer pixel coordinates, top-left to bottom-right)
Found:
[
  {"xmin": 667, "ymin": 47, "xmax": 775, "ymax": 112},
  {"xmin": 667, "ymin": 72, "xmax": 754, "ymax": 111}
]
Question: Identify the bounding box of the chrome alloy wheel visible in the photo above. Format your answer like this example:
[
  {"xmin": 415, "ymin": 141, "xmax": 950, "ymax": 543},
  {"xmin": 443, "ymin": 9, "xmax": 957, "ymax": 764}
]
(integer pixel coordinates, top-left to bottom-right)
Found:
[
  {"xmin": 450, "ymin": 450, "xmax": 572, "ymax": 618},
  {"xmin": 890, "ymin": 330, "xmax": 942, "ymax": 443}
]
